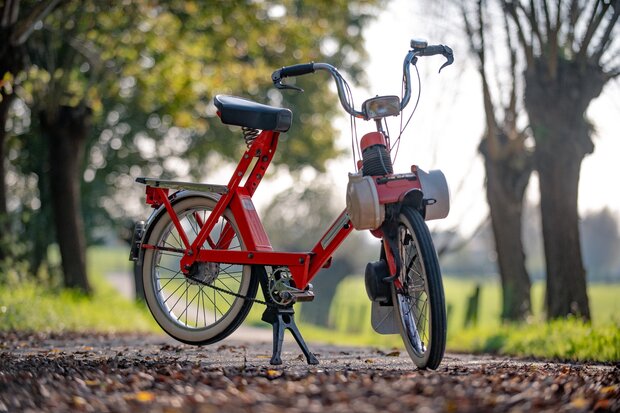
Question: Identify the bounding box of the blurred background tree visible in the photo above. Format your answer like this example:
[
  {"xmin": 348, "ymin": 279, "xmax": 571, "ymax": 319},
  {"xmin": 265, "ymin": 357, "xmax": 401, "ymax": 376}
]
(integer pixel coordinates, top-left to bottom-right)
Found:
[
  {"xmin": 461, "ymin": 0, "xmax": 533, "ymax": 321},
  {"xmin": 261, "ymin": 176, "xmax": 377, "ymax": 326},
  {"xmin": 501, "ymin": 0, "xmax": 619, "ymax": 320},
  {"xmin": 0, "ymin": 0, "xmax": 382, "ymax": 291},
  {"xmin": 451, "ymin": 0, "xmax": 619, "ymax": 321},
  {"xmin": 0, "ymin": 0, "xmax": 61, "ymax": 269}
]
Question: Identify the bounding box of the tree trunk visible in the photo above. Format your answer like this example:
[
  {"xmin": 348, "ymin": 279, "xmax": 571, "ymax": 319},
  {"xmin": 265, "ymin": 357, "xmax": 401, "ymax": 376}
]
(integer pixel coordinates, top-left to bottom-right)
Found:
[
  {"xmin": 41, "ymin": 105, "xmax": 91, "ymax": 293},
  {"xmin": 481, "ymin": 137, "xmax": 533, "ymax": 321},
  {"xmin": 0, "ymin": 93, "xmax": 11, "ymax": 216},
  {"xmin": 524, "ymin": 57, "xmax": 606, "ymax": 320},
  {"xmin": 0, "ymin": 92, "xmax": 14, "ymax": 262}
]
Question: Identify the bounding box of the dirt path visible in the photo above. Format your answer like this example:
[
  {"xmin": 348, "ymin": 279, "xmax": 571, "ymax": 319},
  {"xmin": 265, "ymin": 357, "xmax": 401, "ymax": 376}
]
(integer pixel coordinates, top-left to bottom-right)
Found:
[{"xmin": 0, "ymin": 332, "xmax": 618, "ymax": 412}]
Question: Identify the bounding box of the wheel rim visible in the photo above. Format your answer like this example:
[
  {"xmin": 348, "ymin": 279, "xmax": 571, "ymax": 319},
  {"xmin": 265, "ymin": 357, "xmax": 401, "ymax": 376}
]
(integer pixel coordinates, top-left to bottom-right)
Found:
[
  {"xmin": 396, "ymin": 222, "xmax": 431, "ymax": 359},
  {"xmin": 150, "ymin": 205, "xmax": 249, "ymax": 332}
]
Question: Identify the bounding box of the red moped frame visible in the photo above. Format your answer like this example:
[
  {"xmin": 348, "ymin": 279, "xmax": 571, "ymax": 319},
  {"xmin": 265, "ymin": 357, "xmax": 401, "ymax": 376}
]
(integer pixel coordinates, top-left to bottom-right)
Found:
[{"xmin": 141, "ymin": 129, "xmax": 355, "ymax": 291}]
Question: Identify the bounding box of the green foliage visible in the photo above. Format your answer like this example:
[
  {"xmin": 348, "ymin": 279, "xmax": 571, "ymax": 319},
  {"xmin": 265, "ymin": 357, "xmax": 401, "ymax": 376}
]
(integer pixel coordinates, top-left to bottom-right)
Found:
[
  {"xmin": 0, "ymin": 279, "xmax": 156, "ymax": 333},
  {"xmin": 450, "ymin": 320, "xmax": 620, "ymax": 362},
  {"xmin": 0, "ymin": 247, "xmax": 157, "ymax": 333},
  {"xmin": 0, "ymin": 277, "xmax": 157, "ymax": 332},
  {"xmin": 6, "ymin": 0, "xmax": 382, "ymax": 248}
]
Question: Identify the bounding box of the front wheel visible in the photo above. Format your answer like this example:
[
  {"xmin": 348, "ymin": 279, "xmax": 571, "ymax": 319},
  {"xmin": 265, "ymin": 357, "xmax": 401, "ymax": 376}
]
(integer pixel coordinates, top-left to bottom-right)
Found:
[{"xmin": 391, "ymin": 206, "xmax": 446, "ymax": 369}]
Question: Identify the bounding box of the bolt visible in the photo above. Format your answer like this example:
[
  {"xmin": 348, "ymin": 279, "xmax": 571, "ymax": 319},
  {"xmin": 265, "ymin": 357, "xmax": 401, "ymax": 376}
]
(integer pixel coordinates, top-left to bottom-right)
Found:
[
  {"xmin": 299, "ymin": 258, "xmax": 305, "ymax": 264},
  {"xmin": 248, "ymin": 253, "xmax": 254, "ymax": 259}
]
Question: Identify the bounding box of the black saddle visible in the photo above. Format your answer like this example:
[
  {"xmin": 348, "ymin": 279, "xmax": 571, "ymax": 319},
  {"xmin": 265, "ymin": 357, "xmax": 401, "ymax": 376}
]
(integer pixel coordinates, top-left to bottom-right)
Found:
[{"xmin": 214, "ymin": 95, "xmax": 292, "ymax": 132}]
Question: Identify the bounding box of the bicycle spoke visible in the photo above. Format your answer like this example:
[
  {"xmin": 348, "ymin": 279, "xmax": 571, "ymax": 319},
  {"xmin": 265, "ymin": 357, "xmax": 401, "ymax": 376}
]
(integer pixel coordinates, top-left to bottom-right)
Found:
[
  {"xmin": 164, "ymin": 281, "xmax": 188, "ymax": 307},
  {"xmin": 201, "ymin": 286, "xmax": 207, "ymax": 326},
  {"xmin": 157, "ymin": 273, "xmax": 183, "ymax": 293},
  {"xmin": 176, "ymin": 288, "xmax": 201, "ymax": 324},
  {"xmin": 156, "ymin": 263, "xmax": 182, "ymax": 274},
  {"xmin": 213, "ymin": 287, "xmax": 233, "ymax": 307}
]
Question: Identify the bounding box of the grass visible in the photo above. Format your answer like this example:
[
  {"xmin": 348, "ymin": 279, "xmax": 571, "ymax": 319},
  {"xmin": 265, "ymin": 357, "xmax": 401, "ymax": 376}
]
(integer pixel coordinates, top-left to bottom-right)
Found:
[
  {"xmin": 0, "ymin": 246, "xmax": 158, "ymax": 333},
  {"xmin": 1, "ymin": 247, "xmax": 618, "ymax": 362},
  {"xmin": 317, "ymin": 274, "xmax": 620, "ymax": 362},
  {"xmin": 449, "ymin": 319, "xmax": 620, "ymax": 362}
]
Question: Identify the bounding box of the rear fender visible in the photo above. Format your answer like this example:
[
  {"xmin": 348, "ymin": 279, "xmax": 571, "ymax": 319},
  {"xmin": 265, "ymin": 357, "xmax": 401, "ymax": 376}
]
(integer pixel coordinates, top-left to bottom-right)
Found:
[{"xmin": 136, "ymin": 190, "xmax": 222, "ymax": 263}]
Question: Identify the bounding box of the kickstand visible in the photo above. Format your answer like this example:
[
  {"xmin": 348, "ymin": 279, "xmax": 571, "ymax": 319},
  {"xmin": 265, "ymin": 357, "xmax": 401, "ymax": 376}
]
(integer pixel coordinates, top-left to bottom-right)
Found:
[{"xmin": 261, "ymin": 306, "xmax": 319, "ymax": 365}]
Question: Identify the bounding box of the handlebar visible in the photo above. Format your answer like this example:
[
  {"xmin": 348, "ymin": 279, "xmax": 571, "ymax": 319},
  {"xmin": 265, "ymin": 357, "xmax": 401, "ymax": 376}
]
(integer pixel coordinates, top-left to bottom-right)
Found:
[{"xmin": 272, "ymin": 40, "xmax": 454, "ymax": 119}]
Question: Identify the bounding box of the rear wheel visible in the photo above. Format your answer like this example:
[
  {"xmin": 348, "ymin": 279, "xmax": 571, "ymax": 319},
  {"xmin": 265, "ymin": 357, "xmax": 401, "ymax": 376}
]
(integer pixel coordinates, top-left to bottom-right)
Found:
[
  {"xmin": 141, "ymin": 195, "xmax": 258, "ymax": 345},
  {"xmin": 391, "ymin": 206, "xmax": 446, "ymax": 369}
]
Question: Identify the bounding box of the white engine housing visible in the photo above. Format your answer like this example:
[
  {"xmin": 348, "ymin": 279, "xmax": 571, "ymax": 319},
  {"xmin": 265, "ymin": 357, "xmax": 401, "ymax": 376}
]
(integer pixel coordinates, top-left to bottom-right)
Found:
[{"xmin": 346, "ymin": 172, "xmax": 385, "ymax": 230}]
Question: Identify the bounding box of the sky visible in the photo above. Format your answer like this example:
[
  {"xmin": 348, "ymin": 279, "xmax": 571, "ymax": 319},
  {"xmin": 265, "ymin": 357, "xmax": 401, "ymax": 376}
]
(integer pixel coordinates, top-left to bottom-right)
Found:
[{"xmin": 320, "ymin": 0, "xmax": 620, "ymax": 236}]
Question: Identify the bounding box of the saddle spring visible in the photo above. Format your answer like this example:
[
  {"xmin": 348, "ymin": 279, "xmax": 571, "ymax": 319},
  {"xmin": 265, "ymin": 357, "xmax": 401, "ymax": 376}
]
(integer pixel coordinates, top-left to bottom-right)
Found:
[{"xmin": 242, "ymin": 127, "xmax": 260, "ymax": 147}]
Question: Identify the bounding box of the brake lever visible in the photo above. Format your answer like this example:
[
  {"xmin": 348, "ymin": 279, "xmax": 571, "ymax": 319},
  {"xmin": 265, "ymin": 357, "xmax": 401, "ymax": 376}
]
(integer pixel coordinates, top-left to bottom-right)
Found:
[
  {"xmin": 274, "ymin": 80, "xmax": 304, "ymax": 92},
  {"xmin": 271, "ymin": 70, "xmax": 304, "ymax": 92},
  {"xmin": 438, "ymin": 46, "xmax": 454, "ymax": 73}
]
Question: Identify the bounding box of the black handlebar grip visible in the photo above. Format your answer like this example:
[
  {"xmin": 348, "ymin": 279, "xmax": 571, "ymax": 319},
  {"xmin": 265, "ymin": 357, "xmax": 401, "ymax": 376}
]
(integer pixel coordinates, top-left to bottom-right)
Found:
[
  {"xmin": 279, "ymin": 63, "xmax": 315, "ymax": 78},
  {"xmin": 420, "ymin": 45, "xmax": 448, "ymax": 56}
]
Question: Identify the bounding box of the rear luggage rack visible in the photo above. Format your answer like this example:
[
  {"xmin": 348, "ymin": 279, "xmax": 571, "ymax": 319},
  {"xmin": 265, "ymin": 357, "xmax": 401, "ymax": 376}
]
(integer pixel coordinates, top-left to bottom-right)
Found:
[{"xmin": 135, "ymin": 177, "xmax": 229, "ymax": 194}]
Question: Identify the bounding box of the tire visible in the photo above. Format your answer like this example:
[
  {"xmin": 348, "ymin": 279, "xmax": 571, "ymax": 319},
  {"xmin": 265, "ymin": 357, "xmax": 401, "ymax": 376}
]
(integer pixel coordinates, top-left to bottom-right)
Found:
[
  {"xmin": 141, "ymin": 195, "xmax": 258, "ymax": 345},
  {"xmin": 391, "ymin": 205, "xmax": 446, "ymax": 369}
]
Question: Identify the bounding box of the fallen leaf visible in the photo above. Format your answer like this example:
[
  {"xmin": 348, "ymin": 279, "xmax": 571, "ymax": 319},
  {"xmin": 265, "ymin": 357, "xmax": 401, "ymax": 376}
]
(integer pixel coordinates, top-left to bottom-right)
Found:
[
  {"xmin": 593, "ymin": 400, "xmax": 610, "ymax": 410},
  {"xmin": 569, "ymin": 397, "xmax": 590, "ymax": 409},
  {"xmin": 135, "ymin": 391, "xmax": 155, "ymax": 403},
  {"xmin": 265, "ymin": 369, "xmax": 282, "ymax": 379},
  {"xmin": 71, "ymin": 396, "xmax": 87, "ymax": 407}
]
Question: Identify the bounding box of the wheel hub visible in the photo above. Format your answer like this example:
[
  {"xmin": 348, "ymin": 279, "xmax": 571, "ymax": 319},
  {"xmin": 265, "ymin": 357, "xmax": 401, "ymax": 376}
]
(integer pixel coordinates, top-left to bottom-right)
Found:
[{"xmin": 187, "ymin": 261, "xmax": 220, "ymax": 285}]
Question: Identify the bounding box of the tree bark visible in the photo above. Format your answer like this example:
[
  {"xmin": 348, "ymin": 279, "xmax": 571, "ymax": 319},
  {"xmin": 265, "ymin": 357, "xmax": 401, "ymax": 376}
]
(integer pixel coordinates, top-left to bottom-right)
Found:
[
  {"xmin": 41, "ymin": 105, "xmax": 91, "ymax": 293},
  {"xmin": 0, "ymin": 92, "xmax": 11, "ymax": 218},
  {"xmin": 0, "ymin": 92, "xmax": 13, "ymax": 263},
  {"xmin": 524, "ymin": 57, "xmax": 606, "ymax": 320},
  {"xmin": 482, "ymin": 138, "xmax": 533, "ymax": 321}
]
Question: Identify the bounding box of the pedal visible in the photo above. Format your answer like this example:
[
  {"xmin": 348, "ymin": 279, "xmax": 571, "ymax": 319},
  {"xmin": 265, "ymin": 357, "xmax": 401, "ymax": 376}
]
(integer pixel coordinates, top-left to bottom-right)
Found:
[
  {"xmin": 289, "ymin": 283, "xmax": 314, "ymax": 302},
  {"xmin": 289, "ymin": 290, "xmax": 315, "ymax": 302}
]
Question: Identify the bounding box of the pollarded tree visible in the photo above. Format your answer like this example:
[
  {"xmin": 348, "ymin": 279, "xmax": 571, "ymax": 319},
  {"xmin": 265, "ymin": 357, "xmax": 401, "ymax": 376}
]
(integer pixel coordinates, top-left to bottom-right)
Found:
[
  {"xmin": 461, "ymin": 0, "xmax": 534, "ymax": 321},
  {"xmin": 502, "ymin": 0, "xmax": 619, "ymax": 319}
]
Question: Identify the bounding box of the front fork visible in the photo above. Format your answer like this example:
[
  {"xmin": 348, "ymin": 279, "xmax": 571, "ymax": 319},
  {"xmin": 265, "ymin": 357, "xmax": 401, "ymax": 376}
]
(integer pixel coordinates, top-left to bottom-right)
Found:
[{"xmin": 364, "ymin": 203, "xmax": 411, "ymax": 303}]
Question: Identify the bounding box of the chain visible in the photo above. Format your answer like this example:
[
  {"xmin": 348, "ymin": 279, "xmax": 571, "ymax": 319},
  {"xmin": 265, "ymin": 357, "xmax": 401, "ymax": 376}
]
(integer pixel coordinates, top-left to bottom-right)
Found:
[{"xmin": 187, "ymin": 275, "xmax": 277, "ymax": 308}]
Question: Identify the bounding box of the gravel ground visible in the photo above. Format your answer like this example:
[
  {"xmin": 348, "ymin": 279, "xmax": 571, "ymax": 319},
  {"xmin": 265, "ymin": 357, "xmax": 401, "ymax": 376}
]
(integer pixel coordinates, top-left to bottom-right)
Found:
[{"xmin": 0, "ymin": 331, "xmax": 618, "ymax": 412}]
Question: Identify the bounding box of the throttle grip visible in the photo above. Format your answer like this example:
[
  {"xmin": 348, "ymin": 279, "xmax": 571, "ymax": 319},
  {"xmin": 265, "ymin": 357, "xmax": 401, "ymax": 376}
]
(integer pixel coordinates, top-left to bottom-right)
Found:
[
  {"xmin": 271, "ymin": 63, "xmax": 315, "ymax": 92},
  {"xmin": 279, "ymin": 63, "xmax": 315, "ymax": 78},
  {"xmin": 416, "ymin": 45, "xmax": 454, "ymax": 73}
]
